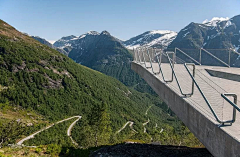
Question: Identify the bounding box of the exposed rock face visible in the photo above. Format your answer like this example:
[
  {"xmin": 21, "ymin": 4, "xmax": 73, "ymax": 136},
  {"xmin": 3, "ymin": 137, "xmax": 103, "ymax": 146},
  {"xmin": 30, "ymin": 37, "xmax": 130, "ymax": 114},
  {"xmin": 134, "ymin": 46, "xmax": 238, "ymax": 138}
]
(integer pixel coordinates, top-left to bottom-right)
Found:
[{"xmin": 90, "ymin": 143, "xmax": 213, "ymax": 157}]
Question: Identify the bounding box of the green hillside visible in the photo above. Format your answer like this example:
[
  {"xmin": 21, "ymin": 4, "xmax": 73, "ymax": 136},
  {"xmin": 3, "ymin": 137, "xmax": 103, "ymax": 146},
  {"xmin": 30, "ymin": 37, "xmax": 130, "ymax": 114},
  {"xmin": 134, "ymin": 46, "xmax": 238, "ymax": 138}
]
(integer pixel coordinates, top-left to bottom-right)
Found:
[{"xmin": 0, "ymin": 20, "xmax": 200, "ymax": 149}]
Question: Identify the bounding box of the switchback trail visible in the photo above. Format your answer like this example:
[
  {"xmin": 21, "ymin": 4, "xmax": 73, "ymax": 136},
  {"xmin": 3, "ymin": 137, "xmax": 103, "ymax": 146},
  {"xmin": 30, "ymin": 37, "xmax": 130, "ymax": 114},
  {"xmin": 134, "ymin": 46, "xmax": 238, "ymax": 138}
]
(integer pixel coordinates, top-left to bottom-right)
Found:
[
  {"xmin": 67, "ymin": 116, "xmax": 82, "ymax": 146},
  {"xmin": 17, "ymin": 116, "xmax": 81, "ymax": 145},
  {"xmin": 116, "ymin": 121, "xmax": 137, "ymax": 134}
]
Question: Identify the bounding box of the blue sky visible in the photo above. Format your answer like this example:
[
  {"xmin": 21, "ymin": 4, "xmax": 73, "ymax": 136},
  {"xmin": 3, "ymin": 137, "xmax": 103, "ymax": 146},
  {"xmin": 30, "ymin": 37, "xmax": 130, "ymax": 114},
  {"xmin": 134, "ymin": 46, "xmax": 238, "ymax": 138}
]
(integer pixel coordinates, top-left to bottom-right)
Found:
[{"xmin": 0, "ymin": 0, "xmax": 239, "ymax": 42}]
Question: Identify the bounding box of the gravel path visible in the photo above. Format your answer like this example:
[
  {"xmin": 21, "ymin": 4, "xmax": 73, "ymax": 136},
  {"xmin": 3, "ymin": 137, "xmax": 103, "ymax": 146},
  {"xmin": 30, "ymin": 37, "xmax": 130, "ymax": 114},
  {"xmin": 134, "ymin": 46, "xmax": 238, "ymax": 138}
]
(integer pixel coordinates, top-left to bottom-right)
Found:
[
  {"xmin": 116, "ymin": 121, "xmax": 137, "ymax": 133},
  {"xmin": 67, "ymin": 116, "xmax": 81, "ymax": 146},
  {"xmin": 17, "ymin": 116, "xmax": 81, "ymax": 145}
]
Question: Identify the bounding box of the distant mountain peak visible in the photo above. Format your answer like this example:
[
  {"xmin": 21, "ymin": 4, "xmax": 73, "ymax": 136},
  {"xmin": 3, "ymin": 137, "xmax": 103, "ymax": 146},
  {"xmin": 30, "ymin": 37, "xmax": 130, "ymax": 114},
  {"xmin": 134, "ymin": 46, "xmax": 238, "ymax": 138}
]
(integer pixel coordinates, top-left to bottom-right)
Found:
[
  {"xmin": 202, "ymin": 17, "xmax": 229, "ymax": 27},
  {"xmin": 54, "ymin": 30, "xmax": 120, "ymax": 50},
  {"xmin": 86, "ymin": 31, "xmax": 100, "ymax": 35},
  {"xmin": 101, "ymin": 30, "xmax": 111, "ymax": 36},
  {"xmin": 61, "ymin": 35, "xmax": 78, "ymax": 40}
]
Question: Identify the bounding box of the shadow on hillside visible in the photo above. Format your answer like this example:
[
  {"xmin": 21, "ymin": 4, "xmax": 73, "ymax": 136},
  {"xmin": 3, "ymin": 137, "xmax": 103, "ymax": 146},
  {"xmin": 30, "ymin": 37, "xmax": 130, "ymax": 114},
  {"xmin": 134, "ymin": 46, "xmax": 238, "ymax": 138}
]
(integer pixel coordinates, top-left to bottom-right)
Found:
[
  {"xmin": 59, "ymin": 145, "xmax": 105, "ymax": 157},
  {"xmin": 59, "ymin": 143, "xmax": 213, "ymax": 157}
]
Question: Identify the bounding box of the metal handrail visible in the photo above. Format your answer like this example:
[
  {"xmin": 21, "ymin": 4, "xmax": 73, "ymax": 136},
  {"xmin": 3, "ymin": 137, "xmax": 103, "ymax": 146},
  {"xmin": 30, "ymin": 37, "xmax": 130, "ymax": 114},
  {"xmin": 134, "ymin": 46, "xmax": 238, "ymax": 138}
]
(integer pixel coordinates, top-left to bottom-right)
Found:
[
  {"xmin": 150, "ymin": 48, "xmax": 161, "ymax": 75},
  {"xmin": 230, "ymin": 48, "xmax": 240, "ymax": 56},
  {"xmin": 201, "ymin": 48, "xmax": 230, "ymax": 67},
  {"xmin": 137, "ymin": 48, "xmax": 144, "ymax": 64},
  {"xmin": 141, "ymin": 47, "xmax": 152, "ymax": 69},
  {"xmin": 140, "ymin": 47, "xmax": 146, "ymax": 65},
  {"xmin": 221, "ymin": 94, "xmax": 239, "ymax": 124},
  {"xmin": 158, "ymin": 51, "xmax": 174, "ymax": 82},
  {"xmin": 166, "ymin": 52, "xmax": 195, "ymax": 97},
  {"xmin": 175, "ymin": 48, "xmax": 201, "ymax": 65},
  {"xmin": 145, "ymin": 47, "xmax": 153, "ymax": 69},
  {"xmin": 230, "ymin": 48, "xmax": 240, "ymax": 66},
  {"xmin": 135, "ymin": 47, "xmax": 239, "ymax": 125},
  {"xmin": 143, "ymin": 48, "xmax": 173, "ymax": 82},
  {"xmin": 184, "ymin": 63, "xmax": 236, "ymax": 125}
]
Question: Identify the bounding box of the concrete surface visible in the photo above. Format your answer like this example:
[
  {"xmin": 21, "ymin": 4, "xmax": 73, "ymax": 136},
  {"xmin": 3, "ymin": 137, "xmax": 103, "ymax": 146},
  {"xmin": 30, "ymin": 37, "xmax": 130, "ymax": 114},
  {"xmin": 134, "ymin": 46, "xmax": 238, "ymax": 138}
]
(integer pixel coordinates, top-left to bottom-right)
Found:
[{"xmin": 132, "ymin": 61, "xmax": 240, "ymax": 157}]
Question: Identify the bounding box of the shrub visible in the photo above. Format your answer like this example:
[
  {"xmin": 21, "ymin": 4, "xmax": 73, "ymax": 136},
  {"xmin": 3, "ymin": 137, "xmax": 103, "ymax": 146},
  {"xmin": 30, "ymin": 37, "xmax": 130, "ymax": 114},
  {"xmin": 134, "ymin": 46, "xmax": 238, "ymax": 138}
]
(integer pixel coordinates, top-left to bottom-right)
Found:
[{"xmin": 46, "ymin": 144, "xmax": 61, "ymax": 155}]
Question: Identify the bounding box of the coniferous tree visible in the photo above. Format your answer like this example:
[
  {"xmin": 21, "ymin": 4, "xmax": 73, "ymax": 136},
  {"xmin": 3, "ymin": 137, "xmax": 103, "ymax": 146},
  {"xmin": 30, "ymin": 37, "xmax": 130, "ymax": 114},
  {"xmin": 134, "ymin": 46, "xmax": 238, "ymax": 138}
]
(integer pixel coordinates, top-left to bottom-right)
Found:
[
  {"xmin": 0, "ymin": 120, "xmax": 25, "ymax": 147},
  {"xmin": 88, "ymin": 102, "xmax": 112, "ymax": 147}
]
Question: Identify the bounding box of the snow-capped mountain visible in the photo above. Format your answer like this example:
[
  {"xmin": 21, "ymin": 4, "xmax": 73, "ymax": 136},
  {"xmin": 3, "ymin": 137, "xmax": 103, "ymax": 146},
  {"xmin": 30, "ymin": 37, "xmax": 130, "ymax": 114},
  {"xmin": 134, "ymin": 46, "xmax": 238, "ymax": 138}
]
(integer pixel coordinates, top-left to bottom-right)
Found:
[
  {"xmin": 202, "ymin": 17, "xmax": 229, "ymax": 27},
  {"xmin": 53, "ymin": 35, "xmax": 79, "ymax": 49},
  {"xmin": 54, "ymin": 30, "xmax": 129, "ymax": 65},
  {"xmin": 54, "ymin": 31, "xmax": 144, "ymax": 87},
  {"xmin": 123, "ymin": 30, "xmax": 177, "ymax": 49},
  {"xmin": 169, "ymin": 15, "xmax": 240, "ymax": 51},
  {"xmin": 168, "ymin": 15, "xmax": 240, "ymax": 66}
]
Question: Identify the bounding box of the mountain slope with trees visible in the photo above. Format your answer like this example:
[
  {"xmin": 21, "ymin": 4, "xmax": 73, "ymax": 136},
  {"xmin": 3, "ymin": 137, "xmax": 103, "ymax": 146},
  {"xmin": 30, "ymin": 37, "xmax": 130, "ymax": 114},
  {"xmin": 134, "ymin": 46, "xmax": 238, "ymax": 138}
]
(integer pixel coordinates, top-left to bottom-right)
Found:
[
  {"xmin": 0, "ymin": 20, "xmax": 200, "ymax": 148},
  {"xmin": 54, "ymin": 31, "xmax": 154, "ymax": 93}
]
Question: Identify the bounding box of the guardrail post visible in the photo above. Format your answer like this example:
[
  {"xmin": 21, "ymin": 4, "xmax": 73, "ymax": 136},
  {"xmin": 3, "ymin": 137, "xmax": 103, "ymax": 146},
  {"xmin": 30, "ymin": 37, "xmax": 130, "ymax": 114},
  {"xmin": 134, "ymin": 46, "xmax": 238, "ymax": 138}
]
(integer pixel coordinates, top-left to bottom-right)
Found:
[
  {"xmin": 228, "ymin": 50, "xmax": 231, "ymax": 67},
  {"xmin": 133, "ymin": 48, "xmax": 136, "ymax": 61},
  {"xmin": 146, "ymin": 47, "xmax": 153, "ymax": 69},
  {"xmin": 186, "ymin": 63, "xmax": 196, "ymax": 96},
  {"xmin": 199, "ymin": 49, "xmax": 201, "ymax": 65},
  {"xmin": 221, "ymin": 93, "xmax": 239, "ymax": 124},
  {"xmin": 175, "ymin": 47, "xmax": 177, "ymax": 60}
]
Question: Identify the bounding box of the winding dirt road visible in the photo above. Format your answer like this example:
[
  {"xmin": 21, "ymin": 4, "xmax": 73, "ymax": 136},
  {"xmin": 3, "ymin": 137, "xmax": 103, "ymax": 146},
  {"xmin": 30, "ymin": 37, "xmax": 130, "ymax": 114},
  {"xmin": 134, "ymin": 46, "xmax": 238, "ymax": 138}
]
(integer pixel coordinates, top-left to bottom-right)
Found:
[
  {"xmin": 116, "ymin": 121, "xmax": 137, "ymax": 134},
  {"xmin": 17, "ymin": 116, "xmax": 81, "ymax": 145},
  {"xmin": 67, "ymin": 116, "xmax": 82, "ymax": 146}
]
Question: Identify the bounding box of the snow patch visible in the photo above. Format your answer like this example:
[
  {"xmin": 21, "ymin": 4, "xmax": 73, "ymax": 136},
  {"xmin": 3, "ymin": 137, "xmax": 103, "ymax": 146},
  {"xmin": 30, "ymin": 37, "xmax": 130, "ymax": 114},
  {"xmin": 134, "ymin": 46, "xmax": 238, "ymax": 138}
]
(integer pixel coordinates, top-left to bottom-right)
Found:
[
  {"xmin": 86, "ymin": 31, "xmax": 100, "ymax": 35},
  {"xmin": 126, "ymin": 44, "xmax": 141, "ymax": 50},
  {"xmin": 149, "ymin": 30, "xmax": 173, "ymax": 34},
  {"xmin": 210, "ymin": 32, "xmax": 221, "ymax": 39},
  {"xmin": 199, "ymin": 24, "xmax": 207, "ymax": 29},
  {"xmin": 203, "ymin": 17, "xmax": 229, "ymax": 27},
  {"xmin": 224, "ymin": 20, "xmax": 232, "ymax": 29},
  {"xmin": 137, "ymin": 37, "xmax": 143, "ymax": 42},
  {"xmin": 125, "ymin": 30, "xmax": 177, "ymax": 49},
  {"xmin": 79, "ymin": 34, "xmax": 86, "ymax": 39},
  {"xmin": 234, "ymin": 45, "xmax": 240, "ymax": 53},
  {"xmin": 181, "ymin": 28, "xmax": 188, "ymax": 32},
  {"xmin": 145, "ymin": 31, "xmax": 177, "ymax": 47},
  {"xmin": 182, "ymin": 32, "xmax": 189, "ymax": 38},
  {"xmin": 70, "ymin": 37, "xmax": 79, "ymax": 40}
]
